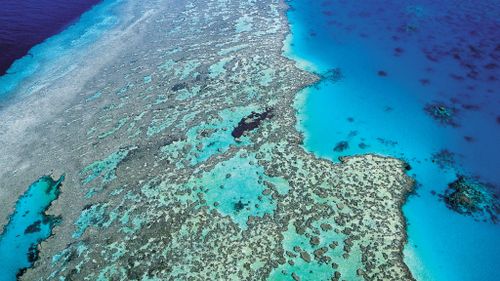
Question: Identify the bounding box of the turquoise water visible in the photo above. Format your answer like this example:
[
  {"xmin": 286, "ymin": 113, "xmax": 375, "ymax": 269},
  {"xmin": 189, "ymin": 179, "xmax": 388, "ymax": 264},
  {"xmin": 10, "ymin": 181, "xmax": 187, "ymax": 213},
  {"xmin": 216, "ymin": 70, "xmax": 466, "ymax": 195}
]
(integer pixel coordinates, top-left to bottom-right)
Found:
[
  {"xmin": 0, "ymin": 176, "xmax": 64, "ymax": 281},
  {"xmin": 188, "ymin": 149, "xmax": 289, "ymax": 229},
  {"xmin": 0, "ymin": 0, "xmax": 121, "ymax": 100},
  {"xmin": 285, "ymin": 0, "xmax": 499, "ymax": 280}
]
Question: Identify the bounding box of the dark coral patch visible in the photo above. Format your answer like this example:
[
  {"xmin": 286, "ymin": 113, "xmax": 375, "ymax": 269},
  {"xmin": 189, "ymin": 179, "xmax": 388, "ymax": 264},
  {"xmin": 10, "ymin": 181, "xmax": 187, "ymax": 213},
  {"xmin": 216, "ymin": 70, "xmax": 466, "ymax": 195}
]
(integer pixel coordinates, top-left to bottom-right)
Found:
[
  {"xmin": 24, "ymin": 220, "xmax": 41, "ymax": 234},
  {"xmin": 322, "ymin": 68, "xmax": 343, "ymax": 83},
  {"xmin": 171, "ymin": 82, "xmax": 188, "ymax": 91},
  {"xmin": 484, "ymin": 63, "xmax": 497, "ymax": 70},
  {"xmin": 419, "ymin": 79, "xmax": 430, "ymax": 85},
  {"xmin": 431, "ymin": 149, "xmax": 456, "ymax": 169},
  {"xmin": 231, "ymin": 108, "xmax": 273, "ymax": 139},
  {"xmin": 403, "ymin": 163, "xmax": 412, "ymax": 171},
  {"xmin": 322, "ymin": 10, "xmax": 333, "ymax": 16},
  {"xmin": 424, "ymin": 102, "xmax": 459, "ymax": 127},
  {"xmin": 450, "ymin": 74, "xmax": 465, "ymax": 81},
  {"xmin": 463, "ymin": 136, "xmax": 475, "ymax": 143},
  {"xmin": 27, "ymin": 244, "xmax": 39, "ymax": 263},
  {"xmin": 425, "ymin": 53, "xmax": 439, "ymax": 62},
  {"xmin": 358, "ymin": 142, "xmax": 368, "ymax": 149},
  {"xmin": 443, "ymin": 176, "xmax": 499, "ymax": 224},
  {"xmin": 348, "ymin": 130, "xmax": 358, "ymax": 137},
  {"xmin": 333, "ymin": 141, "xmax": 349, "ymax": 152},
  {"xmin": 376, "ymin": 137, "xmax": 397, "ymax": 147},
  {"xmin": 233, "ymin": 200, "xmax": 248, "ymax": 212}
]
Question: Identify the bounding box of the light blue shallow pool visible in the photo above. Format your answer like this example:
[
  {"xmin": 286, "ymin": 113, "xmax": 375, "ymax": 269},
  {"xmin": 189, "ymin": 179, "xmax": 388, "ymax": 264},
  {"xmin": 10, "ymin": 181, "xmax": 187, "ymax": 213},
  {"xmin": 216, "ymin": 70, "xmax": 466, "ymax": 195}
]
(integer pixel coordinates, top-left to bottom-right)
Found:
[{"xmin": 0, "ymin": 176, "xmax": 64, "ymax": 281}]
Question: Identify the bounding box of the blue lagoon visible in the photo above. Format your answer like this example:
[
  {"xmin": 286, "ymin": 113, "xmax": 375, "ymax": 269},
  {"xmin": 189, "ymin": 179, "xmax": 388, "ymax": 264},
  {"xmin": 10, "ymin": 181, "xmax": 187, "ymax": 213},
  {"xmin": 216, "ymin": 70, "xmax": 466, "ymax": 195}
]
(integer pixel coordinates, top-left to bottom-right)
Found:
[{"xmin": 285, "ymin": 0, "xmax": 500, "ymax": 280}]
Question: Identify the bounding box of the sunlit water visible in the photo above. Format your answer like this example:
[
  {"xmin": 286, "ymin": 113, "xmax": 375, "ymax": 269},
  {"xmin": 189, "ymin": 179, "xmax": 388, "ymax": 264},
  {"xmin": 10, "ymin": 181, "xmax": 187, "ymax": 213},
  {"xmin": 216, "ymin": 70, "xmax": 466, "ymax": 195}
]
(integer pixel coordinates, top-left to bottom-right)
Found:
[
  {"xmin": 285, "ymin": 0, "xmax": 500, "ymax": 280},
  {"xmin": 0, "ymin": 176, "xmax": 63, "ymax": 281}
]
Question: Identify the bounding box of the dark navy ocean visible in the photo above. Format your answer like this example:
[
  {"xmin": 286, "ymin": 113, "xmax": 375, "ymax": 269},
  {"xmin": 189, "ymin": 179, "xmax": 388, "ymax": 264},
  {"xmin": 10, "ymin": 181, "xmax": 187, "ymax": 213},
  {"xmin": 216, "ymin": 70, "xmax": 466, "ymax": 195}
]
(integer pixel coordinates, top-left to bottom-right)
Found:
[{"xmin": 285, "ymin": 0, "xmax": 499, "ymax": 280}]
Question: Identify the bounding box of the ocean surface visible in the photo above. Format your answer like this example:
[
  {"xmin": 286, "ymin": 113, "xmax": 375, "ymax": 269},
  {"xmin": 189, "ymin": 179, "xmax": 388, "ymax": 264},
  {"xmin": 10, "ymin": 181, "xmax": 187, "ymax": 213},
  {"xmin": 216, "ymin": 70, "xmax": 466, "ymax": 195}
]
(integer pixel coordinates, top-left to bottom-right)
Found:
[
  {"xmin": 0, "ymin": 0, "xmax": 101, "ymax": 76},
  {"xmin": 285, "ymin": 0, "xmax": 499, "ymax": 280}
]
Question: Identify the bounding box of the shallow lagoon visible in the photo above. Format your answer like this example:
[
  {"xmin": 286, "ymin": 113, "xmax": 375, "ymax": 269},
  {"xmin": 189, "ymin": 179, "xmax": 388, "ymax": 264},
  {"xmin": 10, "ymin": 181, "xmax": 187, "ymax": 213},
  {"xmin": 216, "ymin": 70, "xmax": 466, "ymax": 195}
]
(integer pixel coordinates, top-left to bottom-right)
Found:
[
  {"xmin": 285, "ymin": 0, "xmax": 500, "ymax": 280},
  {"xmin": 0, "ymin": 176, "xmax": 63, "ymax": 281}
]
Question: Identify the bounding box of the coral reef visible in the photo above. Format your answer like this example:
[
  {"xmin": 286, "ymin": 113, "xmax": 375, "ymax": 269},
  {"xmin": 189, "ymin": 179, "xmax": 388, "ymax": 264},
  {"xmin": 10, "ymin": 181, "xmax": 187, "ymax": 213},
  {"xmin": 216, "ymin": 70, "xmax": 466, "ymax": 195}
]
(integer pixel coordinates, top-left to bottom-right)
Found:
[
  {"xmin": 431, "ymin": 149, "xmax": 456, "ymax": 169},
  {"xmin": 443, "ymin": 176, "xmax": 499, "ymax": 223},
  {"xmin": 0, "ymin": 0, "xmax": 416, "ymax": 280},
  {"xmin": 424, "ymin": 102, "xmax": 459, "ymax": 127}
]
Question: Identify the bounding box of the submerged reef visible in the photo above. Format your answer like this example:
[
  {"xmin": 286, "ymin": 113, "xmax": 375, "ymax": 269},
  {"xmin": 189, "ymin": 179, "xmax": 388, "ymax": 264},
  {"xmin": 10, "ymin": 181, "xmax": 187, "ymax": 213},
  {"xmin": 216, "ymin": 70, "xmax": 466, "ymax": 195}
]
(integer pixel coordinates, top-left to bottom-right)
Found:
[
  {"xmin": 0, "ymin": 0, "xmax": 415, "ymax": 280},
  {"xmin": 321, "ymin": 68, "xmax": 344, "ymax": 83},
  {"xmin": 431, "ymin": 149, "xmax": 457, "ymax": 169},
  {"xmin": 423, "ymin": 102, "xmax": 459, "ymax": 127},
  {"xmin": 333, "ymin": 141, "xmax": 349, "ymax": 152},
  {"xmin": 443, "ymin": 176, "xmax": 499, "ymax": 223}
]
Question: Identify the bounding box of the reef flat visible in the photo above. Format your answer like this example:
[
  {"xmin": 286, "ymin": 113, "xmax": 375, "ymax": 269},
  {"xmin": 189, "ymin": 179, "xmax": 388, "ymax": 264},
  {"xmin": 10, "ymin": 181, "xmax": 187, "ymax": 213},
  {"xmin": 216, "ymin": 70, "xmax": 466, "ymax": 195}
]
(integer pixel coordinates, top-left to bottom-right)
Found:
[{"xmin": 0, "ymin": 0, "xmax": 414, "ymax": 280}]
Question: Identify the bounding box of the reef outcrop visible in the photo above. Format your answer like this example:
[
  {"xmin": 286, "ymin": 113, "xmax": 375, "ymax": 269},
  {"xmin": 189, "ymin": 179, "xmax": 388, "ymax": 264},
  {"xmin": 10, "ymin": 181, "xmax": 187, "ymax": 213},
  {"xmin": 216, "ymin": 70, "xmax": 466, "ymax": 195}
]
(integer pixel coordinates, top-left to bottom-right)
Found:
[
  {"xmin": 424, "ymin": 102, "xmax": 459, "ymax": 127},
  {"xmin": 443, "ymin": 175, "xmax": 499, "ymax": 223}
]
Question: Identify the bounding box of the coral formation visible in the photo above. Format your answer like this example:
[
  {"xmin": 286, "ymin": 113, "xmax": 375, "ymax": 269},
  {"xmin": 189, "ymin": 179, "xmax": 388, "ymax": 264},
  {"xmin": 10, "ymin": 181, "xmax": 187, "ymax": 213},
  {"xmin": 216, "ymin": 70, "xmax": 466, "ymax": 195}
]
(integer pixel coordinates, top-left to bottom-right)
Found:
[
  {"xmin": 424, "ymin": 102, "xmax": 459, "ymax": 127},
  {"xmin": 443, "ymin": 176, "xmax": 499, "ymax": 223}
]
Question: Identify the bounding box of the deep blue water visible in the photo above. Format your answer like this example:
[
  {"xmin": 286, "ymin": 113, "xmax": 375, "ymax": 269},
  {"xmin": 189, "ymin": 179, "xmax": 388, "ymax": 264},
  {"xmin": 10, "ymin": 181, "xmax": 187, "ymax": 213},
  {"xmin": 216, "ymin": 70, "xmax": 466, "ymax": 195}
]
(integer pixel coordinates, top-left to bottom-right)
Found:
[
  {"xmin": 286, "ymin": 0, "xmax": 499, "ymax": 280},
  {"xmin": 0, "ymin": 0, "xmax": 101, "ymax": 76}
]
